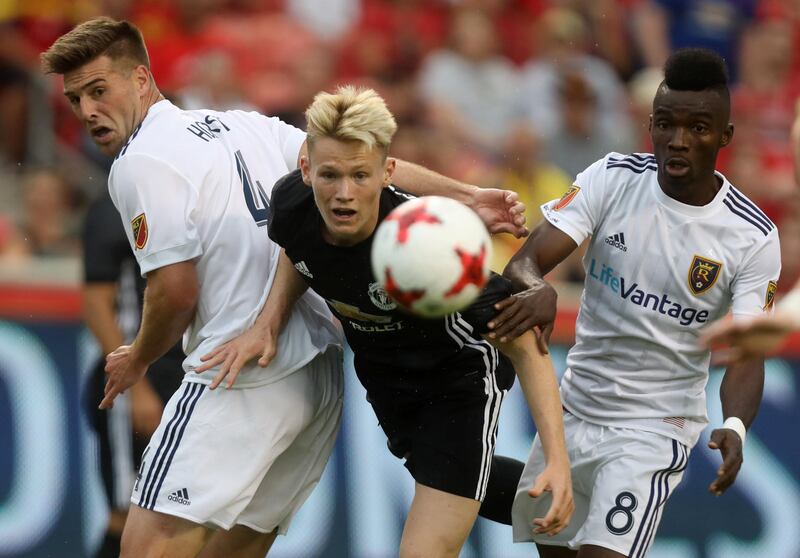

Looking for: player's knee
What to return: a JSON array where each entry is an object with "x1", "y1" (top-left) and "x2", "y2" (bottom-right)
[
  {"x1": 119, "y1": 529, "x2": 170, "y2": 558},
  {"x1": 120, "y1": 537, "x2": 189, "y2": 558},
  {"x1": 399, "y1": 535, "x2": 462, "y2": 558},
  {"x1": 119, "y1": 533, "x2": 151, "y2": 558},
  {"x1": 400, "y1": 544, "x2": 453, "y2": 558},
  {"x1": 119, "y1": 508, "x2": 198, "y2": 558}
]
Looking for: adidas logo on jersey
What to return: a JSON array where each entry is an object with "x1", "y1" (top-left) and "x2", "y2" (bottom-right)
[
  {"x1": 295, "y1": 261, "x2": 313, "y2": 278},
  {"x1": 167, "y1": 488, "x2": 191, "y2": 506},
  {"x1": 605, "y1": 232, "x2": 627, "y2": 252}
]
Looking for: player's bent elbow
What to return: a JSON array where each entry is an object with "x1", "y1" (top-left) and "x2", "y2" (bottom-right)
[
  {"x1": 171, "y1": 288, "x2": 199, "y2": 314},
  {"x1": 158, "y1": 278, "x2": 198, "y2": 313}
]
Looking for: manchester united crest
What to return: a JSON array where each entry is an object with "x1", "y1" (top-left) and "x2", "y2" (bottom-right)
[
  {"x1": 688, "y1": 255, "x2": 722, "y2": 295},
  {"x1": 763, "y1": 280, "x2": 778, "y2": 311},
  {"x1": 552, "y1": 185, "x2": 581, "y2": 211},
  {"x1": 368, "y1": 281, "x2": 397, "y2": 311},
  {"x1": 131, "y1": 213, "x2": 148, "y2": 250}
]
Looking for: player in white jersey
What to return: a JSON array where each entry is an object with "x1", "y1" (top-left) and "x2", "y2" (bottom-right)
[
  {"x1": 489, "y1": 49, "x2": 781, "y2": 557},
  {"x1": 42, "y1": 17, "x2": 528, "y2": 558}
]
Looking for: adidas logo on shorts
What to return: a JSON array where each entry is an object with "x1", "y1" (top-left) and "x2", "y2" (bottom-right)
[
  {"x1": 605, "y1": 232, "x2": 627, "y2": 252},
  {"x1": 295, "y1": 261, "x2": 313, "y2": 278},
  {"x1": 167, "y1": 488, "x2": 191, "y2": 506}
]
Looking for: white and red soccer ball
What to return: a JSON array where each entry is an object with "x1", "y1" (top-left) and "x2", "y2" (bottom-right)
[{"x1": 370, "y1": 196, "x2": 492, "y2": 318}]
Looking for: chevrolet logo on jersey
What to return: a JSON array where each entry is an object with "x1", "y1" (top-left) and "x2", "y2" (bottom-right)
[
  {"x1": 764, "y1": 281, "x2": 778, "y2": 311},
  {"x1": 552, "y1": 185, "x2": 580, "y2": 211},
  {"x1": 688, "y1": 255, "x2": 722, "y2": 295},
  {"x1": 131, "y1": 213, "x2": 148, "y2": 250},
  {"x1": 589, "y1": 259, "x2": 710, "y2": 326},
  {"x1": 328, "y1": 299, "x2": 392, "y2": 324}
]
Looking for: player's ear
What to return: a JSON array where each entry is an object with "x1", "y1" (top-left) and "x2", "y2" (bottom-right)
[
  {"x1": 299, "y1": 155, "x2": 312, "y2": 185},
  {"x1": 133, "y1": 65, "x2": 150, "y2": 94},
  {"x1": 648, "y1": 114, "x2": 653, "y2": 133},
  {"x1": 720, "y1": 123, "x2": 734, "y2": 147},
  {"x1": 383, "y1": 157, "x2": 396, "y2": 188}
]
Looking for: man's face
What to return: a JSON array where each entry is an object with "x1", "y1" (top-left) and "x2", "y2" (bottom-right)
[
  {"x1": 301, "y1": 137, "x2": 395, "y2": 247},
  {"x1": 649, "y1": 86, "x2": 733, "y2": 189},
  {"x1": 63, "y1": 55, "x2": 147, "y2": 156}
]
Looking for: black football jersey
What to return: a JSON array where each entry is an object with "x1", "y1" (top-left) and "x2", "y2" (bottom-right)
[{"x1": 269, "y1": 170, "x2": 512, "y2": 378}]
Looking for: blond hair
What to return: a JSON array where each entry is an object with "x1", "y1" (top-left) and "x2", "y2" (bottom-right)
[
  {"x1": 41, "y1": 16, "x2": 149, "y2": 75},
  {"x1": 305, "y1": 86, "x2": 398, "y2": 153}
]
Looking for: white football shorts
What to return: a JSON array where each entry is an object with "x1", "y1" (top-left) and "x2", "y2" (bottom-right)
[
  {"x1": 512, "y1": 410, "x2": 690, "y2": 557},
  {"x1": 131, "y1": 346, "x2": 343, "y2": 534}
]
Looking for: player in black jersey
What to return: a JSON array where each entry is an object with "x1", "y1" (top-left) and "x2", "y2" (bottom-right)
[
  {"x1": 198, "y1": 86, "x2": 573, "y2": 557},
  {"x1": 82, "y1": 193, "x2": 183, "y2": 557}
]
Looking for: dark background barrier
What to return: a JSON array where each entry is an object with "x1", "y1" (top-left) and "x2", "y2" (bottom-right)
[{"x1": 1, "y1": 285, "x2": 799, "y2": 558}]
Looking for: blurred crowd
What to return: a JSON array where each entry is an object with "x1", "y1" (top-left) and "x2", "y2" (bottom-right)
[{"x1": 1, "y1": 0, "x2": 799, "y2": 287}]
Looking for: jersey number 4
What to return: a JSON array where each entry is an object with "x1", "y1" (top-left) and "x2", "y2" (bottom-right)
[{"x1": 235, "y1": 150, "x2": 271, "y2": 227}]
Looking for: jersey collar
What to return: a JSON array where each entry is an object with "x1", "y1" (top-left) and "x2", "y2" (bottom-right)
[
  {"x1": 142, "y1": 98, "x2": 175, "y2": 124},
  {"x1": 652, "y1": 171, "x2": 730, "y2": 218}
]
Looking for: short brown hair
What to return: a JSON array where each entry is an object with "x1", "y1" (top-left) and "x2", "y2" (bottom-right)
[{"x1": 41, "y1": 17, "x2": 150, "y2": 75}]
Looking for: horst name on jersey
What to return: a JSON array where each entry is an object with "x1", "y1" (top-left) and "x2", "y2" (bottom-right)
[{"x1": 588, "y1": 258, "x2": 709, "y2": 326}]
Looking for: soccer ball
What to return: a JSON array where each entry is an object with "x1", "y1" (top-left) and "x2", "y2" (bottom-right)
[{"x1": 370, "y1": 196, "x2": 492, "y2": 318}]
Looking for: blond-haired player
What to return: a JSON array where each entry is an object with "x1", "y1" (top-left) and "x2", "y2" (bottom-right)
[{"x1": 200, "y1": 86, "x2": 573, "y2": 558}]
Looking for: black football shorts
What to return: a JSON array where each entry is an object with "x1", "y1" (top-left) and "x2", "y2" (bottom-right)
[{"x1": 361, "y1": 356, "x2": 515, "y2": 501}]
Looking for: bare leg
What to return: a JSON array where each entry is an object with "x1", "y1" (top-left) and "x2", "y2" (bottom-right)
[
  {"x1": 399, "y1": 483, "x2": 481, "y2": 558},
  {"x1": 120, "y1": 505, "x2": 213, "y2": 558},
  {"x1": 199, "y1": 525, "x2": 278, "y2": 558}
]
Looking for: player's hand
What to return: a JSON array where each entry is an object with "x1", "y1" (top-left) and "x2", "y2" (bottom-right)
[
  {"x1": 528, "y1": 461, "x2": 574, "y2": 536},
  {"x1": 699, "y1": 314, "x2": 795, "y2": 366},
  {"x1": 466, "y1": 187, "x2": 528, "y2": 238},
  {"x1": 100, "y1": 345, "x2": 149, "y2": 409},
  {"x1": 130, "y1": 379, "x2": 163, "y2": 437},
  {"x1": 487, "y1": 279, "x2": 557, "y2": 350},
  {"x1": 195, "y1": 326, "x2": 279, "y2": 390},
  {"x1": 707, "y1": 428, "x2": 744, "y2": 496}
]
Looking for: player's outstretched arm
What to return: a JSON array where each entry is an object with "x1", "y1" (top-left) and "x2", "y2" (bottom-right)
[
  {"x1": 101, "y1": 261, "x2": 199, "y2": 409},
  {"x1": 390, "y1": 159, "x2": 528, "y2": 238},
  {"x1": 700, "y1": 286, "x2": 800, "y2": 365},
  {"x1": 196, "y1": 250, "x2": 309, "y2": 389},
  {"x1": 489, "y1": 221, "x2": 578, "y2": 349},
  {"x1": 701, "y1": 314, "x2": 797, "y2": 365},
  {"x1": 708, "y1": 357, "x2": 764, "y2": 496},
  {"x1": 489, "y1": 331, "x2": 574, "y2": 535}
]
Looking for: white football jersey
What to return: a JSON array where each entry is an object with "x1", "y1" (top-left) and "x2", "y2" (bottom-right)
[
  {"x1": 542, "y1": 152, "x2": 781, "y2": 446},
  {"x1": 109, "y1": 100, "x2": 343, "y2": 388}
]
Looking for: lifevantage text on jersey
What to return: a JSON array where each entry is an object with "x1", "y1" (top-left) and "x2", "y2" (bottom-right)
[{"x1": 589, "y1": 258, "x2": 710, "y2": 326}]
